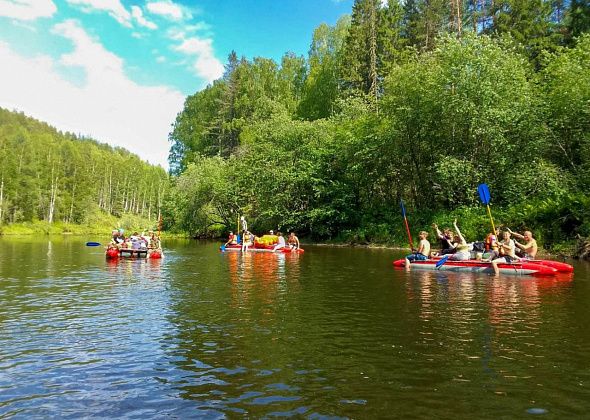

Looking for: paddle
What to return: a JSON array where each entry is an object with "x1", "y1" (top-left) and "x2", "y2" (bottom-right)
[
  {"x1": 220, "y1": 245, "x2": 226, "y2": 252},
  {"x1": 86, "y1": 242, "x2": 101, "y2": 246},
  {"x1": 477, "y1": 183, "x2": 496, "y2": 235},
  {"x1": 400, "y1": 200, "x2": 414, "y2": 251},
  {"x1": 436, "y1": 254, "x2": 450, "y2": 269},
  {"x1": 477, "y1": 184, "x2": 518, "y2": 274}
]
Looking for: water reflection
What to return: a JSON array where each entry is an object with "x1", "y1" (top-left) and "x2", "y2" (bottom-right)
[
  {"x1": 162, "y1": 246, "x2": 310, "y2": 417},
  {"x1": 400, "y1": 267, "x2": 579, "y2": 413},
  {"x1": 227, "y1": 252, "x2": 302, "y2": 313}
]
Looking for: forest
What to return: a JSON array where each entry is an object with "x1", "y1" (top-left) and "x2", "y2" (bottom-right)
[
  {"x1": 165, "y1": 0, "x2": 590, "y2": 254},
  {"x1": 0, "y1": 108, "x2": 168, "y2": 234},
  {"x1": 1, "y1": 0, "x2": 588, "y2": 254}
]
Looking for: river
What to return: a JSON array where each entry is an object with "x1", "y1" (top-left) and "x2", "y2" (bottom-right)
[{"x1": 1, "y1": 237, "x2": 589, "y2": 418}]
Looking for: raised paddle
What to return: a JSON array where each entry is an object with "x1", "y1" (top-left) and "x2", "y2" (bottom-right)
[
  {"x1": 86, "y1": 242, "x2": 101, "y2": 246},
  {"x1": 400, "y1": 199, "x2": 414, "y2": 251},
  {"x1": 477, "y1": 183, "x2": 496, "y2": 235}
]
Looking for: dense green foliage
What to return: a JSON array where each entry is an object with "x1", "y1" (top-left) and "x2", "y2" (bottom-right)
[
  {"x1": 0, "y1": 108, "x2": 168, "y2": 231},
  {"x1": 166, "y1": 0, "x2": 589, "y2": 251}
]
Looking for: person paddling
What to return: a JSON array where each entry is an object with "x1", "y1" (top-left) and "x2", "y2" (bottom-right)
[
  {"x1": 507, "y1": 228, "x2": 538, "y2": 259},
  {"x1": 224, "y1": 231, "x2": 238, "y2": 247}
]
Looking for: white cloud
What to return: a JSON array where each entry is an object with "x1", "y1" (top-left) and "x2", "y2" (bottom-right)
[
  {"x1": 146, "y1": 0, "x2": 184, "y2": 21},
  {"x1": 173, "y1": 36, "x2": 223, "y2": 83},
  {"x1": 156, "y1": 56, "x2": 166, "y2": 63},
  {"x1": 66, "y1": 0, "x2": 132, "y2": 27},
  {"x1": 131, "y1": 5, "x2": 157, "y2": 30},
  {"x1": 0, "y1": 21, "x2": 185, "y2": 168},
  {"x1": 0, "y1": 0, "x2": 57, "y2": 20}
]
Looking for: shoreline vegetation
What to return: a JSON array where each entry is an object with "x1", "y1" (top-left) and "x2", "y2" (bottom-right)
[
  {"x1": 163, "y1": 4, "x2": 590, "y2": 261},
  {"x1": 0, "y1": 220, "x2": 587, "y2": 259}
]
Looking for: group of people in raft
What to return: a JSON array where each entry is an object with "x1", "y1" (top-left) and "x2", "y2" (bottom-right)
[
  {"x1": 224, "y1": 229, "x2": 300, "y2": 252},
  {"x1": 405, "y1": 219, "x2": 538, "y2": 275},
  {"x1": 108, "y1": 229, "x2": 161, "y2": 251}
]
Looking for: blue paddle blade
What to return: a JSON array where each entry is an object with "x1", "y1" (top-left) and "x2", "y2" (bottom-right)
[
  {"x1": 86, "y1": 242, "x2": 101, "y2": 247},
  {"x1": 478, "y1": 183, "x2": 491, "y2": 205},
  {"x1": 436, "y1": 255, "x2": 450, "y2": 268},
  {"x1": 400, "y1": 200, "x2": 407, "y2": 218},
  {"x1": 220, "y1": 245, "x2": 226, "y2": 252}
]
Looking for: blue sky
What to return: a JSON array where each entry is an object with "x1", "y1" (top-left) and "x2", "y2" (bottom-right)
[{"x1": 0, "y1": 0, "x2": 354, "y2": 167}]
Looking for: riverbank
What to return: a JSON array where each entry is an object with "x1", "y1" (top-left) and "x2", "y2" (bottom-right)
[{"x1": 0, "y1": 214, "x2": 167, "y2": 237}]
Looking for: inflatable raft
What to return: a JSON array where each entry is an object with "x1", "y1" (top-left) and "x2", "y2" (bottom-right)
[
  {"x1": 392, "y1": 258, "x2": 564, "y2": 276},
  {"x1": 429, "y1": 255, "x2": 573, "y2": 273},
  {"x1": 106, "y1": 247, "x2": 163, "y2": 259},
  {"x1": 222, "y1": 244, "x2": 304, "y2": 253}
]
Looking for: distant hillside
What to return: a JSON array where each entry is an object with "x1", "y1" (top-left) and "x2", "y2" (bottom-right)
[{"x1": 0, "y1": 107, "x2": 168, "y2": 227}]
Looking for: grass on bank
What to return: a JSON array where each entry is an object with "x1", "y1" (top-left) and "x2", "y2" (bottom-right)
[{"x1": 0, "y1": 210, "x2": 173, "y2": 237}]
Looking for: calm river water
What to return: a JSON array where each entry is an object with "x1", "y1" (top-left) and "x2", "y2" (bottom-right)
[{"x1": 1, "y1": 237, "x2": 589, "y2": 418}]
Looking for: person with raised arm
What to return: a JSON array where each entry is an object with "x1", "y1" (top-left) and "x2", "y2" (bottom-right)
[
  {"x1": 448, "y1": 219, "x2": 470, "y2": 261},
  {"x1": 507, "y1": 228, "x2": 538, "y2": 259},
  {"x1": 432, "y1": 223, "x2": 456, "y2": 255}
]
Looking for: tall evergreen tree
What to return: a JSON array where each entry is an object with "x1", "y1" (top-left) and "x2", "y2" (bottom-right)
[
  {"x1": 403, "y1": 0, "x2": 450, "y2": 50},
  {"x1": 298, "y1": 17, "x2": 350, "y2": 120},
  {"x1": 339, "y1": 0, "x2": 381, "y2": 98},
  {"x1": 489, "y1": 0, "x2": 562, "y2": 61},
  {"x1": 379, "y1": 0, "x2": 408, "y2": 72},
  {"x1": 565, "y1": 0, "x2": 590, "y2": 45}
]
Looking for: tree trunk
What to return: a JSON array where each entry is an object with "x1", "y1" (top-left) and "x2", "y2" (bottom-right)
[
  {"x1": 48, "y1": 165, "x2": 58, "y2": 224},
  {"x1": 68, "y1": 170, "x2": 77, "y2": 223},
  {"x1": 369, "y1": 2, "x2": 378, "y2": 102}
]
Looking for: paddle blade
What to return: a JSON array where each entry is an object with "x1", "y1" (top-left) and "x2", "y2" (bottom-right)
[
  {"x1": 86, "y1": 242, "x2": 101, "y2": 247},
  {"x1": 400, "y1": 200, "x2": 407, "y2": 218},
  {"x1": 435, "y1": 255, "x2": 450, "y2": 268},
  {"x1": 220, "y1": 245, "x2": 226, "y2": 252},
  {"x1": 477, "y1": 183, "x2": 491, "y2": 205}
]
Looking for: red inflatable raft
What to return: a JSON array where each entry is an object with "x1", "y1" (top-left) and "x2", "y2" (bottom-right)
[
  {"x1": 105, "y1": 247, "x2": 163, "y2": 259},
  {"x1": 222, "y1": 244, "x2": 304, "y2": 253},
  {"x1": 393, "y1": 258, "x2": 560, "y2": 276},
  {"x1": 429, "y1": 255, "x2": 573, "y2": 273}
]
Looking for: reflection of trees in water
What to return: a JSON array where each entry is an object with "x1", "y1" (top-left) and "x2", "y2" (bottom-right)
[
  {"x1": 105, "y1": 257, "x2": 162, "y2": 281},
  {"x1": 161, "y1": 249, "x2": 305, "y2": 414},
  {"x1": 228, "y1": 252, "x2": 302, "y2": 316},
  {"x1": 403, "y1": 270, "x2": 574, "y2": 395}
]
